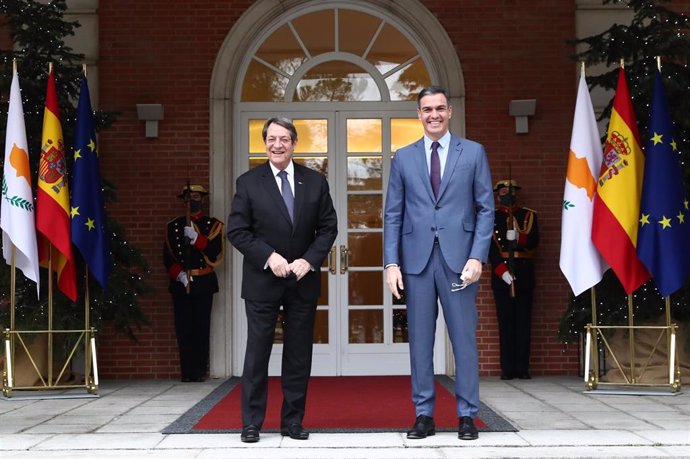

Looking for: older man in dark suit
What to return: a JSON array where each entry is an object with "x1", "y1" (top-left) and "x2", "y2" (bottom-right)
[
  {"x1": 227, "y1": 117, "x2": 337, "y2": 443},
  {"x1": 384, "y1": 86, "x2": 494, "y2": 441}
]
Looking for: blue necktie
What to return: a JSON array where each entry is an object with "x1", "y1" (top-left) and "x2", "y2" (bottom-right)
[
  {"x1": 430, "y1": 141, "x2": 441, "y2": 199},
  {"x1": 278, "y1": 170, "x2": 294, "y2": 222}
]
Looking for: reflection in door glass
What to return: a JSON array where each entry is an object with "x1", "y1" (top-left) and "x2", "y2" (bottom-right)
[
  {"x1": 349, "y1": 310, "x2": 383, "y2": 343},
  {"x1": 347, "y1": 232, "x2": 382, "y2": 267},
  {"x1": 391, "y1": 118, "x2": 424, "y2": 152},
  {"x1": 348, "y1": 194, "x2": 382, "y2": 229},
  {"x1": 348, "y1": 271, "x2": 383, "y2": 305},
  {"x1": 347, "y1": 119, "x2": 382, "y2": 153},
  {"x1": 347, "y1": 157, "x2": 382, "y2": 191},
  {"x1": 393, "y1": 309, "x2": 409, "y2": 343}
]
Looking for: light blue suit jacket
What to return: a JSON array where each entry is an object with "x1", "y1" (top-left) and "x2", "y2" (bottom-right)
[{"x1": 384, "y1": 135, "x2": 494, "y2": 274}]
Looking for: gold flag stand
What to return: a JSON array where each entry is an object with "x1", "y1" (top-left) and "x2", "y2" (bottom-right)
[
  {"x1": 2, "y1": 248, "x2": 99, "y2": 399},
  {"x1": 584, "y1": 289, "x2": 681, "y2": 394}
]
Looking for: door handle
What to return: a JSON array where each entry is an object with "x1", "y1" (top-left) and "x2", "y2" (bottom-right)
[
  {"x1": 328, "y1": 246, "x2": 336, "y2": 275},
  {"x1": 340, "y1": 245, "x2": 348, "y2": 274}
]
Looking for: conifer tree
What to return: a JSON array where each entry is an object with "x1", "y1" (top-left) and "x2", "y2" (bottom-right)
[
  {"x1": 0, "y1": 0, "x2": 152, "y2": 340},
  {"x1": 559, "y1": 0, "x2": 690, "y2": 343}
]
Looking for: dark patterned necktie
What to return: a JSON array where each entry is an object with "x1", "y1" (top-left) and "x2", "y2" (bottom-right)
[
  {"x1": 430, "y1": 141, "x2": 441, "y2": 199},
  {"x1": 278, "y1": 170, "x2": 294, "y2": 222}
]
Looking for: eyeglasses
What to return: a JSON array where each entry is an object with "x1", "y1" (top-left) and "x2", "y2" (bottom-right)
[{"x1": 265, "y1": 136, "x2": 293, "y2": 146}]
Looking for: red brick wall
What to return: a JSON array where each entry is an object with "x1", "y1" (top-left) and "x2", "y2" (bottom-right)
[{"x1": 96, "y1": 0, "x2": 585, "y2": 379}]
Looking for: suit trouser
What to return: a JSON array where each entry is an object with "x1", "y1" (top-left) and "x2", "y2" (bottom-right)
[
  {"x1": 241, "y1": 288, "x2": 316, "y2": 428},
  {"x1": 493, "y1": 286, "x2": 533, "y2": 377},
  {"x1": 172, "y1": 291, "x2": 213, "y2": 380},
  {"x1": 404, "y1": 243, "x2": 480, "y2": 418}
]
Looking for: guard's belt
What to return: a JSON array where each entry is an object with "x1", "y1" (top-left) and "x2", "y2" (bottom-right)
[
  {"x1": 500, "y1": 251, "x2": 533, "y2": 259},
  {"x1": 189, "y1": 267, "x2": 214, "y2": 276}
]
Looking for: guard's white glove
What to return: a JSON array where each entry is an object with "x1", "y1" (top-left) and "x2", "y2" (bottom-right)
[
  {"x1": 177, "y1": 271, "x2": 191, "y2": 287},
  {"x1": 501, "y1": 271, "x2": 514, "y2": 285},
  {"x1": 184, "y1": 225, "x2": 198, "y2": 244},
  {"x1": 506, "y1": 229, "x2": 517, "y2": 241}
]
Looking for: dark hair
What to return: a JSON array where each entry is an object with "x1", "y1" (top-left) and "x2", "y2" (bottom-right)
[
  {"x1": 262, "y1": 117, "x2": 298, "y2": 143},
  {"x1": 417, "y1": 86, "x2": 450, "y2": 108}
]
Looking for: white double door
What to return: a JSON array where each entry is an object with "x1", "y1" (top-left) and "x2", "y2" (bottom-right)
[{"x1": 236, "y1": 108, "x2": 446, "y2": 376}]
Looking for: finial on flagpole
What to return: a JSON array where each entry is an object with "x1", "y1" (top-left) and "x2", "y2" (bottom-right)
[
  {"x1": 656, "y1": 56, "x2": 661, "y2": 72},
  {"x1": 48, "y1": 62, "x2": 53, "y2": 73},
  {"x1": 580, "y1": 61, "x2": 586, "y2": 76},
  {"x1": 82, "y1": 63, "x2": 87, "y2": 76},
  {"x1": 12, "y1": 57, "x2": 16, "y2": 73},
  {"x1": 619, "y1": 58, "x2": 624, "y2": 69}
]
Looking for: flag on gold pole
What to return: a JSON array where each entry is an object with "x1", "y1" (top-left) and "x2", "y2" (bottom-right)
[
  {"x1": 1, "y1": 63, "x2": 40, "y2": 296},
  {"x1": 36, "y1": 66, "x2": 77, "y2": 301}
]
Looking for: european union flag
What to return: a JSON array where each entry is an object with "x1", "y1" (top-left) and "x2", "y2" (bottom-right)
[
  {"x1": 70, "y1": 75, "x2": 112, "y2": 289},
  {"x1": 637, "y1": 70, "x2": 690, "y2": 297}
]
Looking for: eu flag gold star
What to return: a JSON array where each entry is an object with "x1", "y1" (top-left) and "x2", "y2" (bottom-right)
[
  {"x1": 671, "y1": 139, "x2": 678, "y2": 151},
  {"x1": 640, "y1": 214, "x2": 650, "y2": 226},
  {"x1": 74, "y1": 149, "x2": 82, "y2": 161},
  {"x1": 659, "y1": 216, "x2": 672, "y2": 229},
  {"x1": 678, "y1": 211, "x2": 686, "y2": 224},
  {"x1": 71, "y1": 206, "x2": 80, "y2": 218},
  {"x1": 88, "y1": 139, "x2": 96, "y2": 153},
  {"x1": 685, "y1": 199, "x2": 689, "y2": 210},
  {"x1": 651, "y1": 132, "x2": 663, "y2": 145},
  {"x1": 85, "y1": 217, "x2": 95, "y2": 230}
]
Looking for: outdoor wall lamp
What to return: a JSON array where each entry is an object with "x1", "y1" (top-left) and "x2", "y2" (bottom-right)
[
  {"x1": 136, "y1": 103, "x2": 164, "y2": 138},
  {"x1": 509, "y1": 99, "x2": 536, "y2": 134}
]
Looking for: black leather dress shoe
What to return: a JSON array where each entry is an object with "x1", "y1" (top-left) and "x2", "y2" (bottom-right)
[
  {"x1": 458, "y1": 416, "x2": 478, "y2": 440},
  {"x1": 281, "y1": 423, "x2": 309, "y2": 440},
  {"x1": 241, "y1": 425, "x2": 260, "y2": 443},
  {"x1": 500, "y1": 374, "x2": 513, "y2": 380},
  {"x1": 517, "y1": 373, "x2": 532, "y2": 380},
  {"x1": 406, "y1": 415, "x2": 435, "y2": 439}
]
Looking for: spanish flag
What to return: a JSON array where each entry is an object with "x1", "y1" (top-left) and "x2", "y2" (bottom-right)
[
  {"x1": 591, "y1": 67, "x2": 650, "y2": 294},
  {"x1": 36, "y1": 67, "x2": 77, "y2": 301}
]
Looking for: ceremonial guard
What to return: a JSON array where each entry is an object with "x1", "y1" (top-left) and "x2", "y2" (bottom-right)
[
  {"x1": 163, "y1": 184, "x2": 225, "y2": 382},
  {"x1": 489, "y1": 180, "x2": 539, "y2": 380}
]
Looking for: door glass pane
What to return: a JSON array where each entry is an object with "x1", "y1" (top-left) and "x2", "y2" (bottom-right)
[
  {"x1": 295, "y1": 61, "x2": 380, "y2": 101},
  {"x1": 242, "y1": 60, "x2": 289, "y2": 102},
  {"x1": 314, "y1": 309, "x2": 329, "y2": 344},
  {"x1": 365, "y1": 24, "x2": 417, "y2": 72},
  {"x1": 387, "y1": 59, "x2": 431, "y2": 101},
  {"x1": 293, "y1": 157, "x2": 328, "y2": 177},
  {"x1": 348, "y1": 194, "x2": 382, "y2": 229},
  {"x1": 317, "y1": 271, "x2": 328, "y2": 305},
  {"x1": 347, "y1": 157, "x2": 382, "y2": 191},
  {"x1": 391, "y1": 118, "x2": 424, "y2": 152},
  {"x1": 393, "y1": 309, "x2": 409, "y2": 343},
  {"x1": 347, "y1": 119, "x2": 381, "y2": 153},
  {"x1": 349, "y1": 310, "x2": 383, "y2": 343},
  {"x1": 294, "y1": 119, "x2": 328, "y2": 153},
  {"x1": 348, "y1": 271, "x2": 382, "y2": 305},
  {"x1": 348, "y1": 232, "x2": 382, "y2": 267},
  {"x1": 292, "y1": 10, "x2": 334, "y2": 56},
  {"x1": 255, "y1": 24, "x2": 307, "y2": 73}
]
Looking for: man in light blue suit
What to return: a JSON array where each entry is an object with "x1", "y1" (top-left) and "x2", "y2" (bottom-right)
[{"x1": 384, "y1": 86, "x2": 494, "y2": 441}]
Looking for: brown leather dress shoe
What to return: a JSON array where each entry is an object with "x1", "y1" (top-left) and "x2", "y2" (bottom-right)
[
  {"x1": 281, "y1": 423, "x2": 309, "y2": 440},
  {"x1": 406, "y1": 415, "x2": 435, "y2": 439},
  {"x1": 240, "y1": 424, "x2": 260, "y2": 443},
  {"x1": 458, "y1": 416, "x2": 478, "y2": 440}
]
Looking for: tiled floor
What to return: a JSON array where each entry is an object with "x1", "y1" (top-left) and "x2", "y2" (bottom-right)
[{"x1": 1, "y1": 376, "x2": 689, "y2": 458}]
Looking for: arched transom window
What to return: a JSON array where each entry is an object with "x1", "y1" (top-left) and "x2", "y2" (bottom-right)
[{"x1": 241, "y1": 7, "x2": 432, "y2": 102}]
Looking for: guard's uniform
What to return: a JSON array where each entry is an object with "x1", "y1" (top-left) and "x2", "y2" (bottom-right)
[
  {"x1": 163, "y1": 213, "x2": 224, "y2": 381},
  {"x1": 489, "y1": 205, "x2": 539, "y2": 379}
]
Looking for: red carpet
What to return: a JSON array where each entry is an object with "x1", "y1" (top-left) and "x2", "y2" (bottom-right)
[{"x1": 194, "y1": 376, "x2": 487, "y2": 431}]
